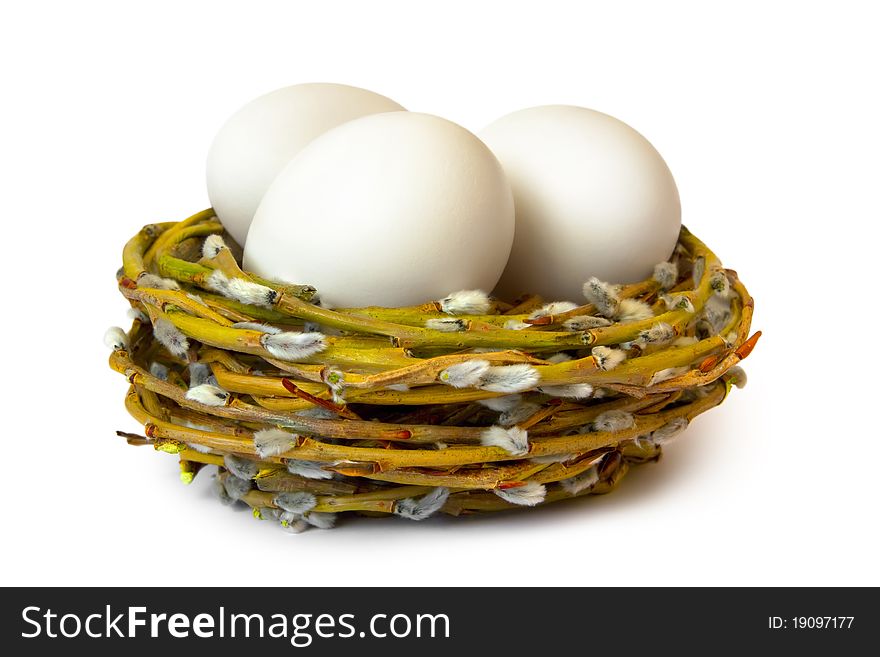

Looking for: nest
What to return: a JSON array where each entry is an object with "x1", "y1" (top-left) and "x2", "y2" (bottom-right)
[{"x1": 106, "y1": 209, "x2": 759, "y2": 532}]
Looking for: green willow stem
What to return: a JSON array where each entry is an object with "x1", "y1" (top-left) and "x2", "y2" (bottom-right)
[
  {"x1": 142, "y1": 209, "x2": 216, "y2": 269},
  {"x1": 122, "y1": 222, "x2": 175, "y2": 280},
  {"x1": 121, "y1": 377, "x2": 727, "y2": 469},
  {"x1": 277, "y1": 294, "x2": 590, "y2": 350}
]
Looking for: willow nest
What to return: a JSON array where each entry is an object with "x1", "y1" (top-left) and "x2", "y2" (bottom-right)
[{"x1": 106, "y1": 209, "x2": 760, "y2": 533}]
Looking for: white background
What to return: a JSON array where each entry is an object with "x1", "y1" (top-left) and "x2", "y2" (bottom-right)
[{"x1": 2, "y1": 0, "x2": 877, "y2": 587}]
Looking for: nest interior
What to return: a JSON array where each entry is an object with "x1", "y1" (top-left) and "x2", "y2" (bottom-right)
[{"x1": 106, "y1": 209, "x2": 759, "y2": 533}]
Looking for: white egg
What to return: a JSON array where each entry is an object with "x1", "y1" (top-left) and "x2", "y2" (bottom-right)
[
  {"x1": 244, "y1": 112, "x2": 515, "y2": 308},
  {"x1": 480, "y1": 105, "x2": 681, "y2": 302},
  {"x1": 206, "y1": 83, "x2": 405, "y2": 246}
]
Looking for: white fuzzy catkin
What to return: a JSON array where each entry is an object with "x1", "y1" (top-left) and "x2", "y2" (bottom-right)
[
  {"x1": 225, "y1": 278, "x2": 277, "y2": 308},
  {"x1": 385, "y1": 383, "x2": 410, "y2": 392},
  {"x1": 260, "y1": 331, "x2": 326, "y2": 360},
  {"x1": 286, "y1": 459, "x2": 334, "y2": 480},
  {"x1": 563, "y1": 315, "x2": 613, "y2": 331},
  {"x1": 481, "y1": 425, "x2": 529, "y2": 456},
  {"x1": 538, "y1": 383, "x2": 594, "y2": 399},
  {"x1": 126, "y1": 307, "x2": 148, "y2": 323},
  {"x1": 639, "y1": 322, "x2": 676, "y2": 344},
  {"x1": 149, "y1": 361, "x2": 169, "y2": 380},
  {"x1": 214, "y1": 476, "x2": 235, "y2": 506},
  {"x1": 253, "y1": 428, "x2": 297, "y2": 458},
  {"x1": 710, "y1": 271, "x2": 730, "y2": 297},
  {"x1": 477, "y1": 394, "x2": 523, "y2": 413},
  {"x1": 592, "y1": 346, "x2": 626, "y2": 371},
  {"x1": 673, "y1": 335, "x2": 699, "y2": 347},
  {"x1": 322, "y1": 367, "x2": 346, "y2": 403},
  {"x1": 286, "y1": 511, "x2": 336, "y2": 533},
  {"x1": 223, "y1": 475, "x2": 251, "y2": 501},
  {"x1": 185, "y1": 384, "x2": 229, "y2": 407},
  {"x1": 202, "y1": 234, "x2": 227, "y2": 259},
  {"x1": 103, "y1": 326, "x2": 128, "y2": 351},
  {"x1": 663, "y1": 294, "x2": 696, "y2": 314},
  {"x1": 188, "y1": 362, "x2": 213, "y2": 387},
  {"x1": 204, "y1": 269, "x2": 232, "y2": 296},
  {"x1": 493, "y1": 482, "x2": 546, "y2": 507},
  {"x1": 304, "y1": 512, "x2": 337, "y2": 530},
  {"x1": 499, "y1": 401, "x2": 541, "y2": 427},
  {"x1": 276, "y1": 514, "x2": 305, "y2": 531},
  {"x1": 180, "y1": 418, "x2": 216, "y2": 434},
  {"x1": 616, "y1": 298, "x2": 654, "y2": 323},
  {"x1": 478, "y1": 364, "x2": 540, "y2": 393},
  {"x1": 649, "y1": 367, "x2": 689, "y2": 386},
  {"x1": 728, "y1": 366, "x2": 748, "y2": 389},
  {"x1": 394, "y1": 487, "x2": 450, "y2": 520},
  {"x1": 439, "y1": 359, "x2": 491, "y2": 388},
  {"x1": 207, "y1": 270, "x2": 277, "y2": 308},
  {"x1": 582, "y1": 277, "x2": 620, "y2": 317},
  {"x1": 651, "y1": 417, "x2": 689, "y2": 444},
  {"x1": 653, "y1": 261, "x2": 678, "y2": 290},
  {"x1": 680, "y1": 386, "x2": 710, "y2": 402},
  {"x1": 137, "y1": 273, "x2": 180, "y2": 290},
  {"x1": 560, "y1": 467, "x2": 600, "y2": 495},
  {"x1": 702, "y1": 295, "x2": 731, "y2": 334},
  {"x1": 529, "y1": 301, "x2": 579, "y2": 319},
  {"x1": 593, "y1": 410, "x2": 635, "y2": 432},
  {"x1": 439, "y1": 290, "x2": 490, "y2": 315},
  {"x1": 274, "y1": 492, "x2": 317, "y2": 515},
  {"x1": 154, "y1": 318, "x2": 190, "y2": 357},
  {"x1": 259, "y1": 507, "x2": 282, "y2": 522},
  {"x1": 186, "y1": 441, "x2": 214, "y2": 454},
  {"x1": 723, "y1": 330, "x2": 738, "y2": 348},
  {"x1": 692, "y1": 257, "x2": 705, "y2": 285},
  {"x1": 545, "y1": 353, "x2": 573, "y2": 364},
  {"x1": 232, "y1": 321, "x2": 282, "y2": 334},
  {"x1": 279, "y1": 516, "x2": 310, "y2": 534},
  {"x1": 503, "y1": 319, "x2": 531, "y2": 330},
  {"x1": 276, "y1": 513, "x2": 306, "y2": 532},
  {"x1": 224, "y1": 454, "x2": 260, "y2": 481},
  {"x1": 426, "y1": 318, "x2": 467, "y2": 332}
]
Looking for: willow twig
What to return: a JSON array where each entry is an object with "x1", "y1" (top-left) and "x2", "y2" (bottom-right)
[{"x1": 108, "y1": 214, "x2": 759, "y2": 530}]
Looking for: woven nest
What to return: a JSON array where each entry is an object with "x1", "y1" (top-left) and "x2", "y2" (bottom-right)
[{"x1": 106, "y1": 209, "x2": 760, "y2": 532}]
